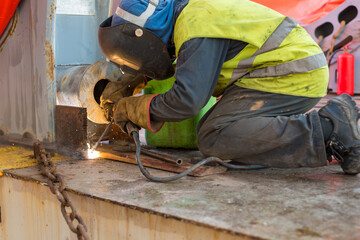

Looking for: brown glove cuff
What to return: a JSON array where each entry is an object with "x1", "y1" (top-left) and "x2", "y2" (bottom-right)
[
  {"x1": 115, "y1": 94, "x2": 164, "y2": 133},
  {"x1": 144, "y1": 94, "x2": 165, "y2": 133}
]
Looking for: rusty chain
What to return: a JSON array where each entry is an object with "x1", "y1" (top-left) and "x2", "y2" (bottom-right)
[{"x1": 33, "y1": 142, "x2": 90, "y2": 240}]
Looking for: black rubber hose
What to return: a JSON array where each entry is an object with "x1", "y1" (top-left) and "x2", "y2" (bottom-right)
[{"x1": 131, "y1": 131, "x2": 265, "y2": 182}]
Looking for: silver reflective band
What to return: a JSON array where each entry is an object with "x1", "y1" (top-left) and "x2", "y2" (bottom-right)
[
  {"x1": 248, "y1": 53, "x2": 327, "y2": 78},
  {"x1": 230, "y1": 17, "x2": 298, "y2": 85},
  {"x1": 115, "y1": 0, "x2": 159, "y2": 27}
]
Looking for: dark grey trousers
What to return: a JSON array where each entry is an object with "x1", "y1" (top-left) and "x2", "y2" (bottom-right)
[{"x1": 197, "y1": 85, "x2": 328, "y2": 168}]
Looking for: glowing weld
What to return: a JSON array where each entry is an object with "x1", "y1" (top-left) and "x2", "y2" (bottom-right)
[{"x1": 87, "y1": 143, "x2": 100, "y2": 159}]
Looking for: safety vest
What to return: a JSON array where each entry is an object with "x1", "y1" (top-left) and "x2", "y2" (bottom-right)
[{"x1": 174, "y1": 0, "x2": 329, "y2": 97}]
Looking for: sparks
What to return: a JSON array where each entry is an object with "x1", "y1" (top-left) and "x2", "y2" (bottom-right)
[{"x1": 87, "y1": 143, "x2": 100, "y2": 159}]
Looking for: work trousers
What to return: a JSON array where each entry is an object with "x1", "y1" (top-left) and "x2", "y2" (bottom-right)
[{"x1": 197, "y1": 85, "x2": 328, "y2": 168}]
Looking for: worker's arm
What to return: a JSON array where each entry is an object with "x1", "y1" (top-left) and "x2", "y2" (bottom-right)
[
  {"x1": 149, "y1": 37, "x2": 230, "y2": 122},
  {"x1": 112, "y1": 38, "x2": 247, "y2": 133}
]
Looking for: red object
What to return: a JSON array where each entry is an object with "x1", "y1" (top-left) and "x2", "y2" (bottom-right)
[
  {"x1": 0, "y1": 0, "x2": 21, "y2": 37},
  {"x1": 251, "y1": 0, "x2": 345, "y2": 24},
  {"x1": 337, "y1": 51, "x2": 355, "y2": 95}
]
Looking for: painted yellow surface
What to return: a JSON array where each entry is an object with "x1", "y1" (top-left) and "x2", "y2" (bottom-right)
[{"x1": 0, "y1": 144, "x2": 69, "y2": 175}]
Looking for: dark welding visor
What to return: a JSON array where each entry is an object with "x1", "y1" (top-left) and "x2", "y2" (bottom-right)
[{"x1": 98, "y1": 16, "x2": 175, "y2": 80}]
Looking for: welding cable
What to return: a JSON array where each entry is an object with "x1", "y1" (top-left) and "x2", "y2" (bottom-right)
[{"x1": 131, "y1": 131, "x2": 265, "y2": 183}]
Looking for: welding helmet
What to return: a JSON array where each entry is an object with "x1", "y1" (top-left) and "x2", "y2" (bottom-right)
[{"x1": 98, "y1": 0, "x2": 175, "y2": 80}]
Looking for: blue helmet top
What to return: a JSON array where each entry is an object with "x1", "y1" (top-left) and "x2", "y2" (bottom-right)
[{"x1": 112, "y1": 0, "x2": 175, "y2": 44}]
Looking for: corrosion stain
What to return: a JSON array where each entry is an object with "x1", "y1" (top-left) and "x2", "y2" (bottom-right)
[
  {"x1": 48, "y1": 3, "x2": 56, "y2": 21},
  {"x1": 22, "y1": 132, "x2": 34, "y2": 140},
  {"x1": 45, "y1": 40, "x2": 55, "y2": 82},
  {"x1": 296, "y1": 226, "x2": 321, "y2": 237},
  {"x1": 62, "y1": 75, "x2": 68, "y2": 83},
  {"x1": 250, "y1": 101, "x2": 264, "y2": 111}
]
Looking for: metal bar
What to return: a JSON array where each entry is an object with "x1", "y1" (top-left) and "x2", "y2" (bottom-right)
[
  {"x1": 55, "y1": 105, "x2": 87, "y2": 157},
  {"x1": 140, "y1": 148, "x2": 183, "y2": 165},
  {"x1": 98, "y1": 144, "x2": 227, "y2": 177},
  {"x1": 91, "y1": 119, "x2": 114, "y2": 151}
]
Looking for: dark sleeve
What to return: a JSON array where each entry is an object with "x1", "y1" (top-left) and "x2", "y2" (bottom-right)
[{"x1": 149, "y1": 38, "x2": 230, "y2": 122}]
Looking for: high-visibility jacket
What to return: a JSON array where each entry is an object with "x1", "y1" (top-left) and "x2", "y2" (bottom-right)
[{"x1": 174, "y1": 0, "x2": 329, "y2": 97}]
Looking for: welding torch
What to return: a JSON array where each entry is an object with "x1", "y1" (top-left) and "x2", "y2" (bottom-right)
[{"x1": 91, "y1": 119, "x2": 114, "y2": 152}]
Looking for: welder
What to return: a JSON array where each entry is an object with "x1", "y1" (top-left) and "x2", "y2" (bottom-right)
[{"x1": 98, "y1": 0, "x2": 360, "y2": 175}]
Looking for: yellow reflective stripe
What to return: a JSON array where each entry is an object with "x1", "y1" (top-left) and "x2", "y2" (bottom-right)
[
  {"x1": 248, "y1": 53, "x2": 327, "y2": 78},
  {"x1": 235, "y1": 66, "x2": 329, "y2": 98},
  {"x1": 230, "y1": 17, "x2": 297, "y2": 84}
]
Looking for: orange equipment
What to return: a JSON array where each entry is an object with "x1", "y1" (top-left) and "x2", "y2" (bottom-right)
[
  {"x1": 252, "y1": 0, "x2": 345, "y2": 24},
  {"x1": 0, "y1": 0, "x2": 21, "y2": 37}
]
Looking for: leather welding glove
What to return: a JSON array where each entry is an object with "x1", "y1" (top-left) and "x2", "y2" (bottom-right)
[
  {"x1": 100, "y1": 73, "x2": 147, "y2": 121},
  {"x1": 113, "y1": 94, "x2": 164, "y2": 134}
]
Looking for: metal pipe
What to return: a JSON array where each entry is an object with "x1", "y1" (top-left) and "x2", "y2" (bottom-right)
[
  {"x1": 56, "y1": 61, "x2": 123, "y2": 124},
  {"x1": 140, "y1": 148, "x2": 183, "y2": 165}
]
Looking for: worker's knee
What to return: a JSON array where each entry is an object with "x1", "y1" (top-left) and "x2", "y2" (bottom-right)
[{"x1": 197, "y1": 124, "x2": 219, "y2": 157}]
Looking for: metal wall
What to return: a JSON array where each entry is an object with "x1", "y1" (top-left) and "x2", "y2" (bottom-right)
[
  {"x1": 0, "y1": 0, "x2": 56, "y2": 142},
  {"x1": 0, "y1": 0, "x2": 112, "y2": 143},
  {"x1": 55, "y1": 0, "x2": 110, "y2": 65}
]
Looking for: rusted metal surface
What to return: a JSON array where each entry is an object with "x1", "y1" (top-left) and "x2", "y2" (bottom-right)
[
  {"x1": 33, "y1": 142, "x2": 90, "y2": 240},
  {"x1": 56, "y1": 61, "x2": 122, "y2": 124},
  {"x1": 140, "y1": 148, "x2": 184, "y2": 165},
  {"x1": 55, "y1": 105, "x2": 87, "y2": 155},
  {"x1": 98, "y1": 144, "x2": 227, "y2": 177},
  {"x1": 114, "y1": 145, "x2": 185, "y2": 165}
]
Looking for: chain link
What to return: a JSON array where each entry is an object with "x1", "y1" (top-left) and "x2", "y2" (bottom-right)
[{"x1": 33, "y1": 142, "x2": 90, "y2": 240}]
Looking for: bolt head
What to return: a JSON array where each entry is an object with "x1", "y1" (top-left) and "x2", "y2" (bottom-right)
[{"x1": 135, "y1": 29, "x2": 143, "y2": 37}]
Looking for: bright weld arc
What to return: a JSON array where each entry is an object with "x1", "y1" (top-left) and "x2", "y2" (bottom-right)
[{"x1": 87, "y1": 143, "x2": 100, "y2": 159}]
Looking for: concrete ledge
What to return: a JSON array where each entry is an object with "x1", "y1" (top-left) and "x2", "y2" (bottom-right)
[
  {"x1": 0, "y1": 174, "x2": 253, "y2": 240},
  {"x1": 1, "y1": 158, "x2": 360, "y2": 240}
]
